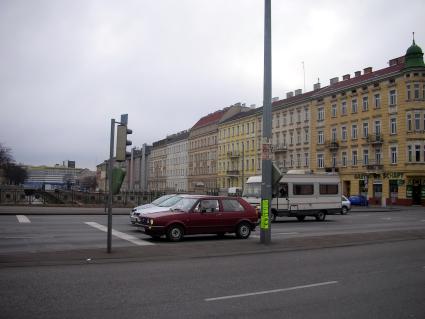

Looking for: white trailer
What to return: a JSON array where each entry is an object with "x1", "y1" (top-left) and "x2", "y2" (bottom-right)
[{"x1": 242, "y1": 170, "x2": 342, "y2": 222}]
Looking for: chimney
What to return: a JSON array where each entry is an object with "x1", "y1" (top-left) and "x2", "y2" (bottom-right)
[
  {"x1": 294, "y1": 89, "x2": 302, "y2": 96},
  {"x1": 342, "y1": 74, "x2": 351, "y2": 81},
  {"x1": 354, "y1": 71, "x2": 361, "y2": 77},
  {"x1": 313, "y1": 82, "x2": 321, "y2": 91},
  {"x1": 250, "y1": 104, "x2": 256, "y2": 109},
  {"x1": 363, "y1": 67, "x2": 372, "y2": 74},
  {"x1": 272, "y1": 96, "x2": 279, "y2": 102},
  {"x1": 286, "y1": 91, "x2": 294, "y2": 98},
  {"x1": 330, "y1": 77, "x2": 339, "y2": 85}
]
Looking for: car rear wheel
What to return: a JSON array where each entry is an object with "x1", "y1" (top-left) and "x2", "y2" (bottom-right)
[
  {"x1": 166, "y1": 225, "x2": 184, "y2": 242},
  {"x1": 236, "y1": 222, "x2": 251, "y2": 239},
  {"x1": 341, "y1": 206, "x2": 348, "y2": 215},
  {"x1": 315, "y1": 211, "x2": 326, "y2": 221}
]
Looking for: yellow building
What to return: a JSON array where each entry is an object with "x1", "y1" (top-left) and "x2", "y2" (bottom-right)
[
  {"x1": 217, "y1": 108, "x2": 260, "y2": 191},
  {"x1": 310, "y1": 40, "x2": 425, "y2": 206}
]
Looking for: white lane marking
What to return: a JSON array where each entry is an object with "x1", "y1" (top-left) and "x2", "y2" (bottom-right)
[
  {"x1": 85, "y1": 222, "x2": 154, "y2": 246},
  {"x1": 251, "y1": 232, "x2": 298, "y2": 238},
  {"x1": 16, "y1": 215, "x2": 31, "y2": 223},
  {"x1": 205, "y1": 281, "x2": 338, "y2": 302},
  {"x1": 381, "y1": 217, "x2": 392, "y2": 220}
]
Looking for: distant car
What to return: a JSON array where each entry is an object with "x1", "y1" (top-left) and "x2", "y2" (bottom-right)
[
  {"x1": 341, "y1": 195, "x2": 351, "y2": 214},
  {"x1": 136, "y1": 195, "x2": 258, "y2": 241},
  {"x1": 348, "y1": 195, "x2": 368, "y2": 206},
  {"x1": 130, "y1": 194, "x2": 178, "y2": 224}
]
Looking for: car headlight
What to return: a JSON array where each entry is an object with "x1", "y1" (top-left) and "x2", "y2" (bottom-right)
[{"x1": 149, "y1": 219, "x2": 154, "y2": 225}]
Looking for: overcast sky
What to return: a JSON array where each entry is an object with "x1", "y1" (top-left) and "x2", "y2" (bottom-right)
[{"x1": 1, "y1": 0, "x2": 424, "y2": 170}]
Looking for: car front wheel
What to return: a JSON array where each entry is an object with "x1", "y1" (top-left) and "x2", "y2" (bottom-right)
[
  {"x1": 166, "y1": 225, "x2": 184, "y2": 242},
  {"x1": 236, "y1": 222, "x2": 251, "y2": 239},
  {"x1": 341, "y1": 206, "x2": 348, "y2": 215}
]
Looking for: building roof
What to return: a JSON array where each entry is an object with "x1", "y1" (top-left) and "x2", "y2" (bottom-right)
[
  {"x1": 191, "y1": 108, "x2": 227, "y2": 130},
  {"x1": 220, "y1": 108, "x2": 259, "y2": 124}
]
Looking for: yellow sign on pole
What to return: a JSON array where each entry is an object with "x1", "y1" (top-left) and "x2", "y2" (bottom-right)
[{"x1": 260, "y1": 199, "x2": 269, "y2": 229}]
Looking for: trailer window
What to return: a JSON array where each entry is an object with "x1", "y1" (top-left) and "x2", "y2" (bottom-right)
[
  {"x1": 319, "y1": 184, "x2": 339, "y2": 195},
  {"x1": 293, "y1": 184, "x2": 314, "y2": 195}
]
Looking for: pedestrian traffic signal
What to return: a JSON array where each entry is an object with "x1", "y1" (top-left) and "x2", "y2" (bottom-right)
[{"x1": 116, "y1": 125, "x2": 132, "y2": 161}]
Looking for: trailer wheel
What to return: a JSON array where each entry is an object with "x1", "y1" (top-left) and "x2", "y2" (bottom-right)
[
  {"x1": 270, "y1": 211, "x2": 276, "y2": 223},
  {"x1": 315, "y1": 211, "x2": 326, "y2": 221},
  {"x1": 297, "y1": 215, "x2": 305, "y2": 222}
]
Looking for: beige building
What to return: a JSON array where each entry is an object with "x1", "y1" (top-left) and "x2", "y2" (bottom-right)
[
  {"x1": 147, "y1": 138, "x2": 167, "y2": 192},
  {"x1": 188, "y1": 104, "x2": 247, "y2": 193},
  {"x1": 310, "y1": 40, "x2": 425, "y2": 205}
]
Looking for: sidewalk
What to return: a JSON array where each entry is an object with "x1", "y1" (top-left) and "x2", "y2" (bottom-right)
[{"x1": 349, "y1": 205, "x2": 423, "y2": 213}]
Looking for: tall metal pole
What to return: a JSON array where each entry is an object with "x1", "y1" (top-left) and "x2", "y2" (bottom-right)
[
  {"x1": 107, "y1": 119, "x2": 115, "y2": 253},
  {"x1": 260, "y1": 0, "x2": 272, "y2": 244}
]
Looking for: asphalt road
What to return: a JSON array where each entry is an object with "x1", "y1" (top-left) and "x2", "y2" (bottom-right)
[
  {"x1": 1, "y1": 239, "x2": 424, "y2": 319},
  {"x1": 1, "y1": 207, "x2": 424, "y2": 255}
]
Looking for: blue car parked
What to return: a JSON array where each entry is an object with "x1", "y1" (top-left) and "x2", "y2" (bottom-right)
[{"x1": 348, "y1": 195, "x2": 369, "y2": 206}]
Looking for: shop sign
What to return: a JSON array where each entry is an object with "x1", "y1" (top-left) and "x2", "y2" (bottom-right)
[
  {"x1": 397, "y1": 179, "x2": 405, "y2": 186},
  {"x1": 382, "y1": 172, "x2": 404, "y2": 179}
]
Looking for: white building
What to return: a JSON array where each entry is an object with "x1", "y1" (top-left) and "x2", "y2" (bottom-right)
[{"x1": 166, "y1": 130, "x2": 189, "y2": 192}]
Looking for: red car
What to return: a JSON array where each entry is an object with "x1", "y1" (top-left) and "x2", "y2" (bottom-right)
[{"x1": 136, "y1": 195, "x2": 258, "y2": 241}]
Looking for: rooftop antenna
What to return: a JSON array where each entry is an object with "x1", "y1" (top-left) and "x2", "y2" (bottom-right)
[
  {"x1": 302, "y1": 61, "x2": 306, "y2": 92},
  {"x1": 412, "y1": 31, "x2": 415, "y2": 44}
]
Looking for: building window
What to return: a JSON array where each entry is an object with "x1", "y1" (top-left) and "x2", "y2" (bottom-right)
[
  {"x1": 351, "y1": 98, "x2": 358, "y2": 113},
  {"x1": 304, "y1": 153, "x2": 309, "y2": 167},
  {"x1": 375, "y1": 148, "x2": 382, "y2": 164},
  {"x1": 406, "y1": 84, "x2": 411, "y2": 100},
  {"x1": 362, "y1": 96, "x2": 369, "y2": 111},
  {"x1": 331, "y1": 128, "x2": 337, "y2": 142},
  {"x1": 296, "y1": 153, "x2": 301, "y2": 167},
  {"x1": 317, "y1": 154, "x2": 324, "y2": 168},
  {"x1": 304, "y1": 109, "x2": 309, "y2": 121},
  {"x1": 304, "y1": 129, "x2": 309, "y2": 143},
  {"x1": 363, "y1": 149, "x2": 369, "y2": 165},
  {"x1": 318, "y1": 107, "x2": 324, "y2": 121},
  {"x1": 341, "y1": 126, "x2": 347, "y2": 141},
  {"x1": 290, "y1": 113, "x2": 294, "y2": 124},
  {"x1": 342, "y1": 152, "x2": 347, "y2": 167},
  {"x1": 390, "y1": 146, "x2": 397, "y2": 164},
  {"x1": 408, "y1": 145, "x2": 413, "y2": 162},
  {"x1": 331, "y1": 154, "x2": 337, "y2": 168},
  {"x1": 415, "y1": 144, "x2": 421, "y2": 162},
  {"x1": 390, "y1": 117, "x2": 397, "y2": 135},
  {"x1": 318, "y1": 131, "x2": 324, "y2": 144},
  {"x1": 352, "y1": 124, "x2": 358, "y2": 140},
  {"x1": 414, "y1": 113, "x2": 421, "y2": 131},
  {"x1": 374, "y1": 93, "x2": 381, "y2": 109},
  {"x1": 290, "y1": 155, "x2": 294, "y2": 167},
  {"x1": 341, "y1": 101, "x2": 347, "y2": 115},
  {"x1": 374, "y1": 120, "x2": 381, "y2": 135},
  {"x1": 290, "y1": 132, "x2": 294, "y2": 145},
  {"x1": 331, "y1": 104, "x2": 337, "y2": 117},
  {"x1": 414, "y1": 83, "x2": 420, "y2": 99},
  {"x1": 363, "y1": 122, "x2": 369, "y2": 138},
  {"x1": 389, "y1": 89, "x2": 397, "y2": 106},
  {"x1": 407, "y1": 113, "x2": 412, "y2": 131},
  {"x1": 352, "y1": 150, "x2": 358, "y2": 166},
  {"x1": 297, "y1": 110, "x2": 301, "y2": 123}
]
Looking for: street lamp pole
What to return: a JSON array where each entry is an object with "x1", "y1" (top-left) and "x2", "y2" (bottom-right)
[
  {"x1": 260, "y1": 0, "x2": 272, "y2": 244},
  {"x1": 107, "y1": 119, "x2": 115, "y2": 253}
]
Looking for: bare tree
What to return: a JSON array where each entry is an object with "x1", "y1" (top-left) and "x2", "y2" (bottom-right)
[
  {"x1": 3, "y1": 163, "x2": 27, "y2": 185},
  {"x1": 0, "y1": 143, "x2": 13, "y2": 167}
]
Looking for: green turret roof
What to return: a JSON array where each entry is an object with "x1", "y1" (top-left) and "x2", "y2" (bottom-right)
[{"x1": 404, "y1": 34, "x2": 425, "y2": 68}]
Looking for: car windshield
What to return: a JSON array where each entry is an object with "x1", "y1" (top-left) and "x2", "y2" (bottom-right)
[
  {"x1": 242, "y1": 182, "x2": 261, "y2": 198},
  {"x1": 151, "y1": 195, "x2": 174, "y2": 206},
  {"x1": 170, "y1": 198, "x2": 198, "y2": 212},
  {"x1": 158, "y1": 196, "x2": 183, "y2": 207}
]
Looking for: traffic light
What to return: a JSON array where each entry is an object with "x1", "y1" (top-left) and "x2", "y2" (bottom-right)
[{"x1": 116, "y1": 124, "x2": 132, "y2": 161}]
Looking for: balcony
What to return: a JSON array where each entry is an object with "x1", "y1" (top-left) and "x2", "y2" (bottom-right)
[
  {"x1": 366, "y1": 134, "x2": 384, "y2": 145},
  {"x1": 272, "y1": 144, "x2": 288, "y2": 153},
  {"x1": 227, "y1": 151, "x2": 240, "y2": 158},
  {"x1": 328, "y1": 141, "x2": 339, "y2": 151},
  {"x1": 226, "y1": 170, "x2": 240, "y2": 177},
  {"x1": 365, "y1": 160, "x2": 384, "y2": 171}
]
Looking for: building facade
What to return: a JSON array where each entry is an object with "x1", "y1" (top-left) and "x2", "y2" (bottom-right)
[
  {"x1": 148, "y1": 138, "x2": 167, "y2": 192},
  {"x1": 188, "y1": 104, "x2": 247, "y2": 193},
  {"x1": 217, "y1": 108, "x2": 260, "y2": 190},
  {"x1": 310, "y1": 40, "x2": 425, "y2": 205},
  {"x1": 166, "y1": 130, "x2": 189, "y2": 192}
]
